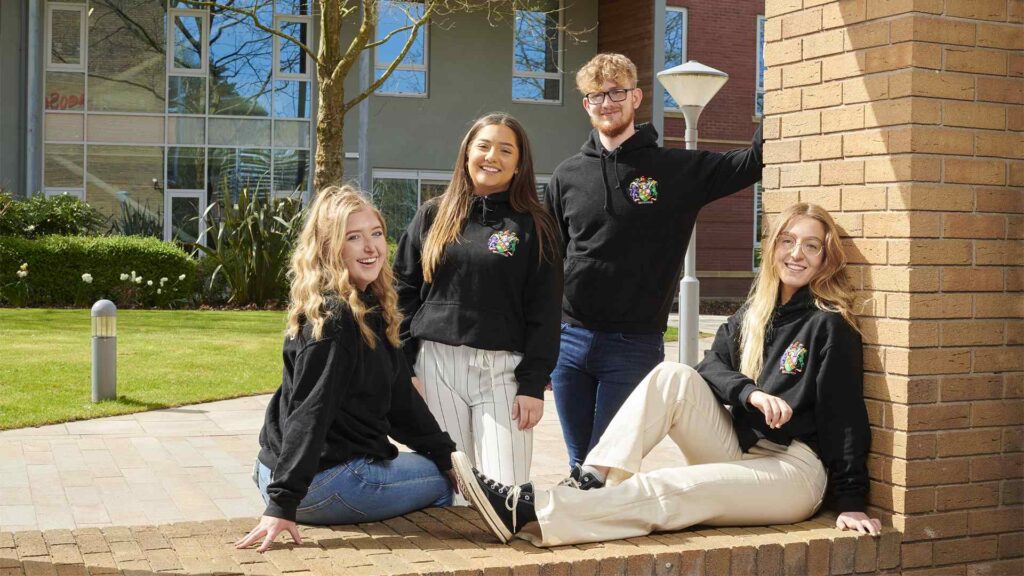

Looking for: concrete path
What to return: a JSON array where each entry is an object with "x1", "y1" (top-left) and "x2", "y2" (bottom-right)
[{"x1": 0, "y1": 317, "x2": 727, "y2": 532}]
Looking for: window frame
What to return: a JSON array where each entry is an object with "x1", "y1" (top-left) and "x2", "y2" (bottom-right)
[
  {"x1": 374, "y1": 0, "x2": 429, "y2": 98},
  {"x1": 163, "y1": 188, "x2": 208, "y2": 245},
  {"x1": 511, "y1": 0, "x2": 563, "y2": 105},
  {"x1": 273, "y1": 14, "x2": 313, "y2": 81},
  {"x1": 167, "y1": 8, "x2": 209, "y2": 77},
  {"x1": 663, "y1": 6, "x2": 688, "y2": 112},
  {"x1": 755, "y1": 14, "x2": 766, "y2": 118},
  {"x1": 46, "y1": 3, "x2": 87, "y2": 72}
]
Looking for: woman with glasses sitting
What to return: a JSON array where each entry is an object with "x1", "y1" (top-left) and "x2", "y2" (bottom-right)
[{"x1": 452, "y1": 203, "x2": 882, "y2": 547}]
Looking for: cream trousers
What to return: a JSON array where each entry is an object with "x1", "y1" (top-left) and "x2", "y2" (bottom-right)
[{"x1": 524, "y1": 361, "x2": 827, "y2": 547}]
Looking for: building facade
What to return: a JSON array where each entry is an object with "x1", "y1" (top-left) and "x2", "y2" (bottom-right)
[{"x1": 0, "y1": 0, "x2": 768, "y2": 298}]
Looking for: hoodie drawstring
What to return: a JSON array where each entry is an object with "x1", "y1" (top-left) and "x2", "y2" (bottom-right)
[{"x1": 473, "y1": 194, "x2": 500, "y2": 227}]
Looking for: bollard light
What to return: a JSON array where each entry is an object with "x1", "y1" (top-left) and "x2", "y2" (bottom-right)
[
  {"x1": 91, "y1": 299, "x2": 117, "y2": 402},
  {"x1": 657, "y1": 61, "x2": 729, "y2": 367}
]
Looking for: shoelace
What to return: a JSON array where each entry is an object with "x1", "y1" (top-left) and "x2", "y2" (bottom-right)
[
  {"x1": 480, "y1": 474, "x2": 523, "y2": 530},
  {"x1": 557, "y1": 475, "x2": 581, "y2": 489},
  {"x1": 504, "y1": 484, "x2": 524, "y2": 530}
]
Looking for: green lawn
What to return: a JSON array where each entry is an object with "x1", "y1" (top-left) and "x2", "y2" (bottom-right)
[
  {"x1": 0, "y1": 309, "x2": 708, "y2": 430},
  {"x1": 0, "y1": 309, "x2": 287, "y2": 430}
]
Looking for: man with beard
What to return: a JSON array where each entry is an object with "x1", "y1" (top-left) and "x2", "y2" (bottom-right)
[{"x1": 545, "y1": 52, "x2": 763, "y2": 476}]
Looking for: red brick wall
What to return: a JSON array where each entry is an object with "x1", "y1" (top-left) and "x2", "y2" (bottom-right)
[
  {"x1": 666, "y1": 0, "x2": 766, "y2": 296},
  {"x1": 597, "y1": 0, "x2": 655, "y2": 124},
  {"x1": 596, "y1": 0, "x2": 766, "y2": 297}
]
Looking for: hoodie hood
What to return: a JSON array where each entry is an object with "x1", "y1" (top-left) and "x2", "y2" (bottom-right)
[
  {"x1": 470, "y1": 190, "x2": 510, "y2": 227},
  {"x1": 581, "y1": 122, "x2": 660, "y2": 157},
  {"x1": 580, "y1": 123, "x2": 661, "y2": 213}
]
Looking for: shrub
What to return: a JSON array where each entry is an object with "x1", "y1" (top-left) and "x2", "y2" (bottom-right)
[
  {"x1": 196, "y1": 190, "x2": 303, "y2": 307},
  {"x1": 0, "y1": 192, "x2": 107, "y2": 238},
  {"x1": 0, "y1": 235, "x2": 196, "y2": 308}
]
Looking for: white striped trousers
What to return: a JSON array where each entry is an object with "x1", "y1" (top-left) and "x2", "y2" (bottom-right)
[{"x1": 415, "y1": 340, "x2": 533, "y2": 487}]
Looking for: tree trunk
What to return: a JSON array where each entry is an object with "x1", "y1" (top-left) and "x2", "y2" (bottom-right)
[{"x1": 314, "y1": 74, "x2": 345, "y2": 190}]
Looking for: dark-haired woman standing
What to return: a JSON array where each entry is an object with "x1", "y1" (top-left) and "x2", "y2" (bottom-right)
[{"x1": 393, "y1": 113, "x2": 562, "y2": 487}]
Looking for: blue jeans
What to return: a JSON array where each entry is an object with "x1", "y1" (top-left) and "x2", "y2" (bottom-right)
[
  {"x1": 256, "y1": 454, "x2": 452, "y2": 525},
  {"x1": 551, "y1": 323, "x2": 665, "y2": 468}
]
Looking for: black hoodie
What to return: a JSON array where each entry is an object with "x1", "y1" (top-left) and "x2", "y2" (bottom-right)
[
  {"x1": 393, "y1": 191, "x2": 563, "y2": 399},
  {"x1": 258, "y1": 292, "x2": 456, "y2": 522},
  {"x1": 545, "y1": 123, "x2": 763, "y2": 334},
  {"x1": 695, "y1": 287, "x2": 871, "y2": 513}
]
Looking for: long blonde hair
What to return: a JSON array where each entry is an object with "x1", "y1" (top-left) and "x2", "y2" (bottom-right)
[
  {"x1": 286, "y1": 185, "x2": 401, "y2": 348},
  {"x1": 421, "y1": 112, "x2": 559, "y2": 282},
  {"x1": 739, "y1": 203, "x2": 859, "y2": 380}
]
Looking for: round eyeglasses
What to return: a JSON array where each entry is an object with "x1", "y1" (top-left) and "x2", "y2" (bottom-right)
[
  {"x1": 777, "y1": 234, "x2": 823, "y2": 257},
  {"x1": 585, "y1": 87, "x2": 636, "y2": 105}
]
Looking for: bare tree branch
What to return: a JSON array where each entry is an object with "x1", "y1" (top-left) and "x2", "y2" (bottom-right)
[
  {"x1": 180, "y1": 0, "x2": 321, "y2": 65},
  {"x1": 343, "y1": 0, "x2": 437, "y2": 113}
]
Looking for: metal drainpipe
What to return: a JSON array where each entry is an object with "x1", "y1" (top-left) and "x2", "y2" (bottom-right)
[{"x1": 25, "y1": 0, "x2": 43, "y2": 197}]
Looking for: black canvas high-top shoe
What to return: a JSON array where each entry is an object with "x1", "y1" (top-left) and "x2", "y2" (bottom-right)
[
  {"x1": 451, "y1": 452, "x2": 537, "y2": 544},
  {"x1": 557, "y1": 463, "x2": 605, "y2": 490}
]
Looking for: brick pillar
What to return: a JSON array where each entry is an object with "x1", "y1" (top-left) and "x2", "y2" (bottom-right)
[{"x1": 761, "y1": 1, "x2": 1023, "y2": 574}]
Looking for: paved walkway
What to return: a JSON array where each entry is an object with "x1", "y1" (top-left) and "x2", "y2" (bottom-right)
[{"x1": 0, "y1": 317, "x2": 726, "y2": 532}]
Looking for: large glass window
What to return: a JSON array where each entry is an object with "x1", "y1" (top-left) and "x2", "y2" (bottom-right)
[
  {"x1": 88, "y1": 0, "x2": 166, "y2": 113},
  {"x1": 375, "y1": 0, "x2": 427, "y2": 96},
  {"x1": 756, "y1": 15, "x2": 766, "y2": 117},
  {"x1": 513, "y1": 0, "x2": 561, "y2": 103},
  {"x1": 663, "y1": 7, "x2": 687, "y2": 110},
  {"x1": 209, "y1": 1, "x2": 274, "y2": 116},
  {"x1": 41, "y1": 0, "x2": 313, "y2": 238}
]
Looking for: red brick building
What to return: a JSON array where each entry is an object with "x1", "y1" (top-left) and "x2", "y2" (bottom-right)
[{"x1": 598, "y1": 0, "x2": 768, "y2": 299}]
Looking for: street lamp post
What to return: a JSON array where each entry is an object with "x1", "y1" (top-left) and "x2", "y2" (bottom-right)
[{"x1": 656, "y1": 61, "x2": 729, "y2": 366}]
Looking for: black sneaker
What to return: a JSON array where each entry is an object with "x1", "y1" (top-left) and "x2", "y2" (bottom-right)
[
  {"x1": 451, "y1": 452, "x2": 536, "y2": 544},
  {"x1": 557, "y1": 464, "x2": 605, "y2": 490}
]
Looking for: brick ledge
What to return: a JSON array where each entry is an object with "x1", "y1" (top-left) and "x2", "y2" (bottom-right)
[{"x1": 0, "y1": 510, "x2": 900, "y2": 575}]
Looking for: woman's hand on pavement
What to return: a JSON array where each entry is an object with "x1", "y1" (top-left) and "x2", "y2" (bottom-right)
[
  {"x1": 511, "y1": 395, "x2": 544, "y2": 430},
  {"x1": 836, "y1": 511, "x2": 882, "y2": 536},
  {"x1": 748, "y1": 390, "x2": 793, "y2": 429},
  {"x1": 235, "y1": 515, "x2": 302, "y2": 553}
]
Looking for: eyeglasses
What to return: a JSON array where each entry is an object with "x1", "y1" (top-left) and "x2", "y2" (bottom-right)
[
  {"x1": 584, "y1": 87, "x2": 635, "y2": 105},
  {"x1": 776, "y1": 234, "x2": 823, "y2": 257}
]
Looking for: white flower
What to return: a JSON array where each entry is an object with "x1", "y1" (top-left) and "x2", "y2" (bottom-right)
[
  {"x1": 157, "y1": 288, "x2": 162, "y2": 295},
  {"x1": 19, "y1": 263, "x2": 28, "y2": 271},
  {"x1": 146, "y1": 280, "x2": 153, "y2": 286},
  {"x1": 120, "y1": 273, "x2": 130, "y2": 281},
  {"x1": 16, "y1": 270, "x2": 27, "y2": 278},
  {"x1": 81, "y1": 273, "x2": 93, "y2": 284},
  {"x1": 160, "y1": 277, "x2": 168, "y2": 286},
  {"x1": 178, "y1": 274, "x2": 186, "y2": 281},
  {"x1": 24, "y1": 225, "x2": 35, "y2": 232},
  {"x1": 135, "y1": 277, "x2": 143, "y2": 285}
]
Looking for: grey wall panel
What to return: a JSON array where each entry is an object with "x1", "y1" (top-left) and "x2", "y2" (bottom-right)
[
  {"x1": 0, "y1": 0, "x2": 27, "y2": 195},
  {"x1": 364, "y1": 2, "x2": 598, "y2": 176}
]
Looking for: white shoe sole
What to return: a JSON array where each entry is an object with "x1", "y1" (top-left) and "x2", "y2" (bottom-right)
[{"x1": 451, "y1": 451, "x2": 512, "y2": 544}]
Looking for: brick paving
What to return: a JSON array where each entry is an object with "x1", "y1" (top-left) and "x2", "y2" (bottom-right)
[{"x1": 0, "y1": 315, "x2": 899, "y2": 574}]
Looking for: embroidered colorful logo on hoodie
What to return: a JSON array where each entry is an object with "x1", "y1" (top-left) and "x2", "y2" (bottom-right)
[
  {"x1": 628, "y1": 176, "x2": 659, "y2": 204},
  {"x1": 488, "y1": 230, "x2": 519, "y2": 257},
  {"x1": 780, "y1": 341, "x2": 808, "y2": 374}
]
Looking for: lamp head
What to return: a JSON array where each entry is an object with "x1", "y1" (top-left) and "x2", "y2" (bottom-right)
[{"x1": 657, "y1": 61, "x2": 729, "y2": 110}]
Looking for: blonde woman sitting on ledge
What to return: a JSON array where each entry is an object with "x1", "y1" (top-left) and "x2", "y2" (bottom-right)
[
  {"x1": 237, "y1": 186, "x2": 456, "y2": 553},
  {"x1": 451, "y1": 203, "x2": 881, "y2": 547}
]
